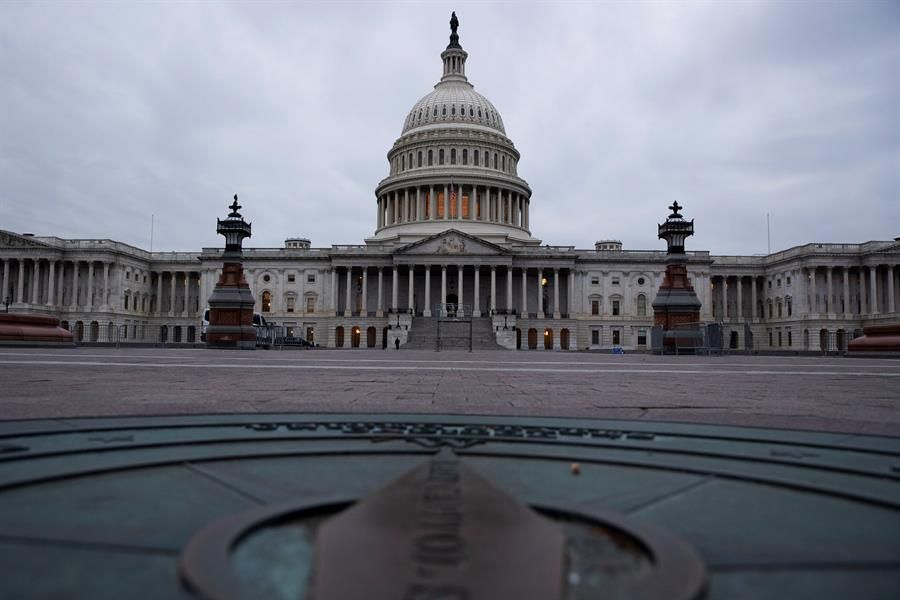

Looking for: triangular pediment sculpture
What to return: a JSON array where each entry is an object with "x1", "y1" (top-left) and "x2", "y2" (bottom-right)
[
  {"x1": 0, "y1": 230, "x2": 53, "y2": 250},
  {"x1": 396, "y1": 229, "x2": 509, "y2": 256}
]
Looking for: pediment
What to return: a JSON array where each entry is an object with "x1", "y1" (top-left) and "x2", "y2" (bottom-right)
[
  {"x1": 0, "y1": 230, "x2": 52, "y2": 250},
  {"x1": 396, "y1": 230, "x2": 509, "y2": 256}
]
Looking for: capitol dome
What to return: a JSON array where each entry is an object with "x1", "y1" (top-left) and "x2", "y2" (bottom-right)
[{"x1": 370, "y1": 12, "x2": 537, "y2": 247}]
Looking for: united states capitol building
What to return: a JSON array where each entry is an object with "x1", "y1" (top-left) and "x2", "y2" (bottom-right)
[{"x1": 2, "y1": 16, "x2": 898, "y2": 351}]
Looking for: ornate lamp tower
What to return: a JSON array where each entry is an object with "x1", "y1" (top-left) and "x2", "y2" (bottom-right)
[
  {"x1": 206, "y1": 195, "x2": 256, "y2": 349},
  {"x1": 652, "y1": 202, "x2": 702, "y2": 339}
]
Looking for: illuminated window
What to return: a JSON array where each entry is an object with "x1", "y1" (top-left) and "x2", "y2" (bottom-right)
[
  {"x1": 262, "y1": 291, "x2": 272, "y2": 313},
  {"x1": 286, "y1": 296, "x2": 295, "y2": 313}
]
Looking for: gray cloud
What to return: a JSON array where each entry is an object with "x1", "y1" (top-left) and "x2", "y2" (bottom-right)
[{"x1": 1, "y1": 0, "x2": 897, "y2": 254}]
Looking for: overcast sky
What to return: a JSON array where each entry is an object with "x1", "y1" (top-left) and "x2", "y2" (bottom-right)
[{"x1": 1, "y1": 1, "x2": 898, "y2": 255}]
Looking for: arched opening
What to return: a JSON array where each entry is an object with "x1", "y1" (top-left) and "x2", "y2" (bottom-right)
[
  {"x1": 516, "y1": 328, "x2": 522, "y2": 350},
  {"x1": 367, "y1": 326, "x2": 376, "y2": 348},
  {"x1": 544, "y1": 328, "x2": 553, "y2": 350},
  {"x1": 160, "y1": 325, "x2": 168, "y2": 343},
  {"x1": 819, "y1": 328, "x2": 829, "y2": 352},
  {"x1": 803, "y1": 329, "x2": 809, "y2": 350},
  {"x1": 187, "y1": 326, "x2": 196, "y2": 343},
  {"x1": 636, "y1": 294, "x2": 647, "y2": 317},
  {"x1": 560, "y1": 328, "x2": 570, "y2": 350},
  {"x1": 335, "y1": 326, "x2": 345, "y2": 348},
  {"x1": 351, "y1": 326, "x2": 361, "y2": 348},
  {"x1": 174, "y1": 326, "x2": 182, "y2": 343},
  {"x1": 836, "y1": 329, "x2": 846, "y2": 352},
  {"x1": 528, "y1": 328, "x2": 537, "y2": 350},
  {"x1": 89, "y1": 321, "x2": 99, "y2": 342},
  {"x1": 60, "y1": 320, "x2": 69, "y2": 331},
  {"x1": 729, "y1": 330, "x2": 739, "y2": 349},
  {"x1": 446, "y1": 293, "x2": 458, "y2": 317},
  {"x1": 75, "y1": 321, "x2": 84, "y2": 342},
  {"x1": 107, "y1": 322, "x2": 115, "y2": 343},
  {"x1": 382, "y1": 327, "x2": 389, "y2": 349}
]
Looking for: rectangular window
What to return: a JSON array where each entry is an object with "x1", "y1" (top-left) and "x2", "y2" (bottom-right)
[
  {"x1": 768, "y1": 330, "x2": 773, "y2": 346},
  {"x1": 288, "y1": 274, "x2": 295, "y2": 283},
  {"x1": 637, "y1": 330, "x2": 647, "y2": 346},
  {"x1": 787, "y1": 300, "x2": 792, "y2": 316},
  {"x1": 286, "y1": 297, "x2": 295, "y2": 313},
  {"x1": 591, "y1": 329, "x2": 600, "y2": 345},
  {"x1": 306, "y1": 296, "x2": 315, "y2": 312},
  {"x1": 450, "y1": 149, "x2": 456, "y2": 165},
  {"x1": 787, "y1": 276, "x2": 791, "y2": 285},
  {"x1": 307, "y1": 273, "x2": 316, "y2": 283},
  {"x1": 591, "y1": 276, "x2": 600, "y2": 285},
  {"x1": 612, "y1": 300, "x2": 620, "y2": 316},
  {"x1": 612, "y1": 277, "x2": 620, "y2": 285},
  {"x1": 612, "y1": 329, "x2": 621, "y2": 345},
  {"x1": 778, "y1": 330, "x2": 783, "y2": 346},
  {"x1": 591, "y1": 300, "x2": 599, "y2": 315},
  {"x1": 777, "y1": 279, "x2": 781, "y2": 287}
]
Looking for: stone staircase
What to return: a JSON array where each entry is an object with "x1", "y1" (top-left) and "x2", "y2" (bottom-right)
[{"x1": 404, "y1": 316, "x2": 505, "y2": 350}]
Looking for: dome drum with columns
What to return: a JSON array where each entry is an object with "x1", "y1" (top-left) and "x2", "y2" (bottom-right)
[
  {"x1": 370, "y1": 13, "x2": 535, "y2": 248},
  {"x1": 1, "y1": 13, "x2": 897, "y2": 352}
]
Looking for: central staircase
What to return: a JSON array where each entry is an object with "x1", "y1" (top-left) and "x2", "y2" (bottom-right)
[{"x1": 404, "y1": 316, "x2": 505, "y2": 350}]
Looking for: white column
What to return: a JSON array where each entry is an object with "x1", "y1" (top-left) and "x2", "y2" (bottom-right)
[
  {"x1": 424, "y1": 267, "x2": 432, "y2": 317},
  {"x1": 457, "y1": 265, "x2": 464, "y2": 312},
  {"x1": 416, "y1": 187, "x2": 421, "y2": 222},
  {"x1": 869, "y1": 265, "x2": 878, "y2": 314},
  {"x1": 392, "y1": 266, "x2": 399, "y2": 310},
  {"x1": 826, "y1": 268, "x2": 834, "y2": 315},
  {"x1": 430, "y1": 185, "x2": 436, "y2": 220},
  {"x1": 553, "y1": 268, "x2": 560, "y2": 318},
  {"x1": 156, "y1": 272, "x2": 163, "y2": 315},
  {"x1": 568, "y1": 269, "x2": 575, "y2": 317},
  {"x1": 361, "y1": 268, "x2": 368, "y2": 316},
  {"x1": 16, "y1": 259, "x2": 25, "y2": 304},
  {"x1": 537, "y1": 268, "x2": 543, "y2": 319},
  {"x1": 473, "y1": 186, "x2": 479, "y2": 221},
  {"x1": 182, "y1": 270, "x2": 189, "y2": 316},
  {"x1": 888, "y1": 267, "x2": 896, "y2": 314},
  {"x1": 521, "y1": 267, "x2": 528, "y2": 317},
  {"x1": 443, "y1": 184, "x2": 449, "y2": 220},
  {"x1": 31, "y1": 260, "x2": 40, "y2": 305},
  {"x1": 345, "y1": 267, "x2": 352, "y2": 317},
  {"x1": 473, "y1": 266, "x2": 480, "y2": 317},
  {"x1": 46, "y1": 261, "x2": 56, "y2": 307},
  {"x1": 408, "y1": 265, "x2": 415, "y2": 312},
  {"x1": 102, "y1": 262, "x2": 111, "y2": 309},
  {"x1": 377, "y1": 267, "x2": 384, "y2": 317},
  {"x1": 809, "y1": 269, "x2": 817, "y2": 314},
  {"x1": 71, "y1": 261, "x2": 79, "y2": 308},
  {"x1": 330, "y1": 267, "x2": 337, "y2": 313},
  {"x1": 750, "y1": 276, "x2": 757, "y2": 321},
  {"x1": 490, "y1": 266, "x2": 497, "y2": 314},
  {"x1": 440, "y1": 266, "x2": 447, "y2": 313},
  {"x1": 507, "y1": 267, "x2": 513, "y2": 312},
  {"x1": 735, "y1": 276, "x2": 743, "y2": 321},
  {"x1": 843, "y1": 268, "x2": 850, "y2": 316},
  {"x1": 169, "y1": 273, "x2": 176, "y2": 316}
]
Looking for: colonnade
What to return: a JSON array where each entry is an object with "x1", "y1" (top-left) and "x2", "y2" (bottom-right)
[
  {"x1": 327, "y1": 264, "x2": 569, "y2": 319},
  {"x1": 0, "y1": 257, "x2": 203, "y2": 317},
  {"x1": 376, "y1": 183, "x2": 530, "y2": 230},
  {"x1": 709, "y1": 263, "x2": 899, "y2": 322}
]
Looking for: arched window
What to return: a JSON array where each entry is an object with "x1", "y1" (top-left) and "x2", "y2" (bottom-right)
[
  {"x1": 439, "y1": 149, "x2": 445, "y2": 165},
  {"x1": 636, "y1": 294, "x2": 647, "y2": 317},
  {"x1": 262, "y1": 290, "x2": 272, "y2": 313},
  {"x1": 450, "y1": 149, "x2": 456, "y2": 164},
  {"x1": 417, "y1": 151, "x2": 422, "y2": 167},
  {"x1": 433, "y1": 106, "x2": 438, "y2": 117},
  {"x1": 451, "y1": 105, "x2": 456, "y2": 116},
  {"x1": 474, "y1": 149, "x2": 479, "y2": 165},
  {"x1": 493, "y1": 153, "x2": 498, "y2": 169},
  {"x1": 501, "y1": 155, "x2": 506, "y2": 171},
  {"x1": 417, "y1": 109, "x2": 422, "y2": 121},
  {"x1": 428, "y1": 150, "x2": 433, "y2": 166},
  {"x1": 478, "y1": 108, "x2": 482, "y2": 118},
  {"x1": 408, "y1": 152, "x2": 412, "y2": 168},
  {"x1": 462, "y1": 149, "x2": 468, "y2": 165},
  {"x1": 401, "y1": 155, "x2": 405, "y2": 170},
  {"x1": 442, "y1": 105, "x2": 447, "y2": 116},
  {"x1": 469, "y1": 106, "x2": 474, "y2": 117}
]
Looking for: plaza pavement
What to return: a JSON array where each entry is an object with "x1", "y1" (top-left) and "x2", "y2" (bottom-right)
[{"x1": 0, "y1": 346, "x2": 898, "y2": 436}]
